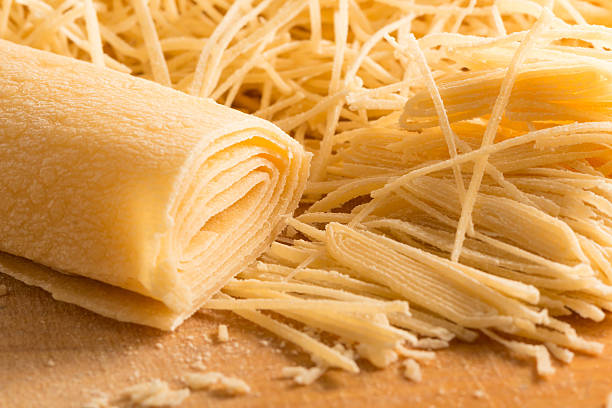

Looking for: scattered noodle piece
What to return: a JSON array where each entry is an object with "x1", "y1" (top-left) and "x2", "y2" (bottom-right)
[
  {"x1": 184, "y1": 372, "x2": 251, "y2": 396},
  {"x1": 356, "y1": 343, "x2": 398, "y2": 368},
  {"x1": 415, "y1": 339, "x2": 449, "y2": 350},
  {"x1": 121, "y1": 379, "x2": 189, "y2": 407},
  {"x1": 401, "y1": 359, "x2": 422, "y2": 383},
  {"x1": 396, "y1": 345, "x2": 436, "y2": 361},
  {"x1": 81, "y1": 392, "x2": 114, "y2": 408},
  {"x1": 281, "y1": 366, "x2": 326, "y2": 385},
  {"x1": 183, "y1": 372, "x2": 223, "y2": 389},
  {"x1": 483, "y1": 330, "x2": 554, "y2": 377},
  {"x1": 211, "y1": 305, "x2": 360, "y2": 373},
  {"x1": 131, "y1": 0, "x2": 170, "y2": 86},
  {"x1": 545, "y1": 342, "x2": 574, "y2": 364},
  {"x1": 82, "y1": 0, "x2": 104, "y2": 68}
]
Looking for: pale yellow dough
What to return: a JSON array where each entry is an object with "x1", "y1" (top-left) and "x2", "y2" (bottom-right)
[{"x1": 0, "y1": 39, "x2": 310, "y2": 330}]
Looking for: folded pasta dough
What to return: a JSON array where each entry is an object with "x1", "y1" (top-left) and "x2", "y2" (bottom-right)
[{"x1": 0, "y1": 40, "x2": 310, "y2": 330}]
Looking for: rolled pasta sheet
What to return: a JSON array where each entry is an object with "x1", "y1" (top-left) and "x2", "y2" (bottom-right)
[{"x1": 0, "y1": 40, "x2": 310, "y2": 330}]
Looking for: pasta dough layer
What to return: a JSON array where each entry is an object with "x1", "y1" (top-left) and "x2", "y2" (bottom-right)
[{"x1": 0, "y1": 39, "x2": 310, "y2": 330}]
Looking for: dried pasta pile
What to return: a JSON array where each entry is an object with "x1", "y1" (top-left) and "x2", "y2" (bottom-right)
[{"x1": 4, "y1": 0, "x2": 612, "y2": 379}]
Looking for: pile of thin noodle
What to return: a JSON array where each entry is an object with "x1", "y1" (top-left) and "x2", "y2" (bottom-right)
[{"x1": 4, "y1": 0, "x2": 612, "y2": 378}]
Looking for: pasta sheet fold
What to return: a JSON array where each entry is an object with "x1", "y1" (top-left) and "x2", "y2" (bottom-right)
[{"x1": 0, "y1": 40, "x2": 310, "y2": 330}]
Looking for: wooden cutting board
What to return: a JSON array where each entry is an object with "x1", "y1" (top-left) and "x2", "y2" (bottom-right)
[{"x1": 2, "y1": 271, "x2": 612, "y2": 408}]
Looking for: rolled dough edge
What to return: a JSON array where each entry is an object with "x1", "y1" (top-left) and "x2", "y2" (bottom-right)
[{"x1": 0, "y1": 252, "x2": 187, "y2": 331}]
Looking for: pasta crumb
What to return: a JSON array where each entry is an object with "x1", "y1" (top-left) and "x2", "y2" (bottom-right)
[
  {"x1": 281, "y1": 366, "x2": 325, "y2": 385},
  {"x1": 217, "y1": 324, "x2": 229, "y2": 342}
]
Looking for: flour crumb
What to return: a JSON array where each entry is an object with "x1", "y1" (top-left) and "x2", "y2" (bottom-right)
[
  {"x1": 122, "y1": 379, "x2": 189, "y2": 407},
  {"x1": 473, "y1": 389, "x2": 485, "y2": 399},
  {"x1": 191, "y1": 361, "x2": 207, "y2": 371},
  {"x1": 155, "y1": 343, "x2": 163, "y2": 350},
  {"x1": 184, "y1": 372, "x2": 250, "y2": 396},
  {"x1": 217, "y1": 324, "x2": 229, "y2": 342},
  {"x1": 46, "y1": 359, "x2": 56, "y2": 367}
]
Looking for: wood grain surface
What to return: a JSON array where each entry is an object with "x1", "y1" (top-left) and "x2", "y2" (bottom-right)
[{"x1": 2, "y1": 271, "x2": 612, "y2": 408}]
